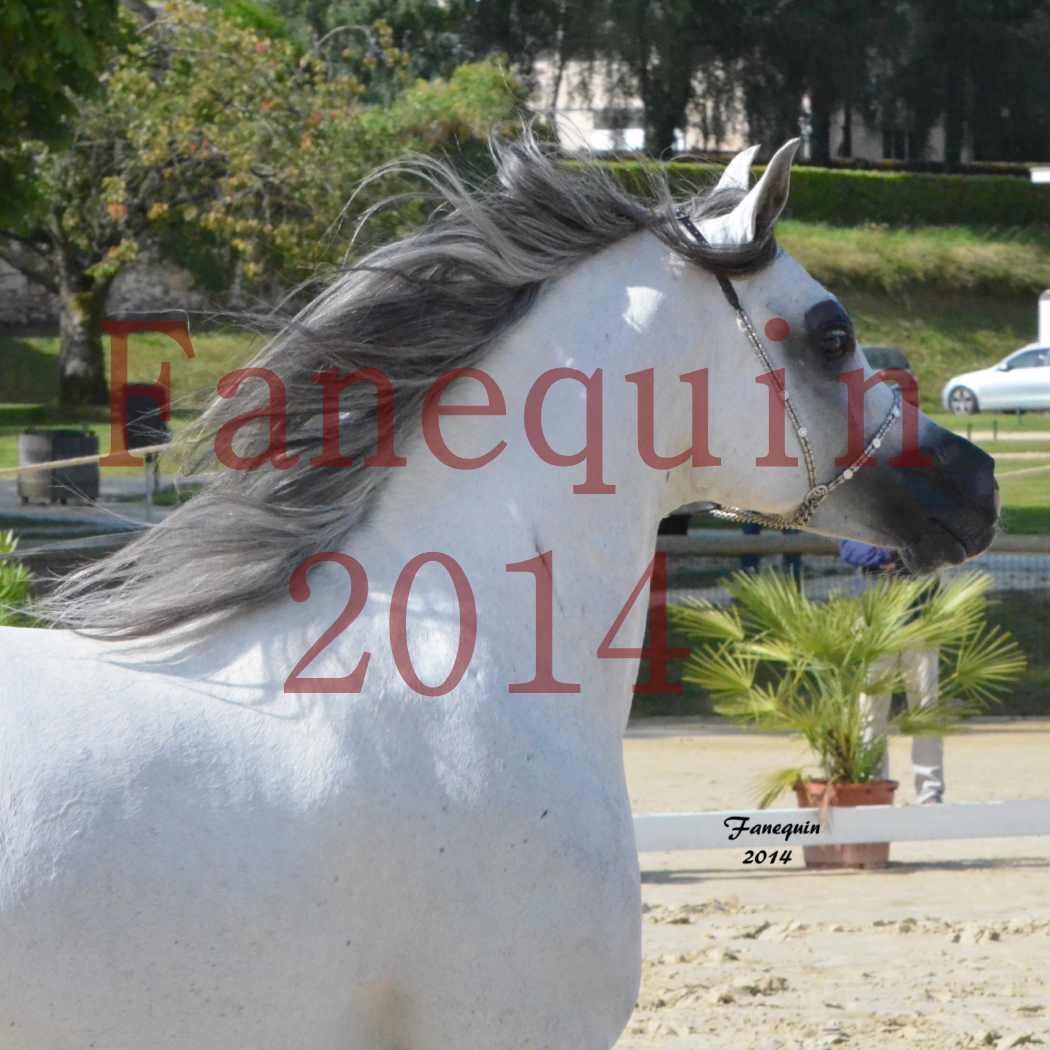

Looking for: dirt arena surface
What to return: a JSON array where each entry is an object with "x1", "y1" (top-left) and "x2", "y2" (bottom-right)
[{"x1": 617, "y1": 719, "x2": 1050, "y2": 1050}]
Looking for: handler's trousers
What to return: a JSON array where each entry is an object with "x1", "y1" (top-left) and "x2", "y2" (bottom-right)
[{"x1": 860, "y1": 648, "x2": 944, "y2": 803}]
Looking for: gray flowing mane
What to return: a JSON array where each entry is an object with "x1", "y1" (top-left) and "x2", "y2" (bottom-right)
[{"x1": 40, "y1": 134, "x2": 776, "y2": 639}]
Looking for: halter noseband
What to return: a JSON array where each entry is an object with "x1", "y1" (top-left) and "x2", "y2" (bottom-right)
[{"x1": 678, "y1": 212, "x2": 901, "y2": 530}]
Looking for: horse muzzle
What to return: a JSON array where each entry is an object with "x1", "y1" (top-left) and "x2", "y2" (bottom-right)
[{"x1": 897, "y1": 432, "x2": 999, "y2": 573}]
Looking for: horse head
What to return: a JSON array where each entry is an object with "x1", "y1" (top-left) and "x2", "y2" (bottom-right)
[{"x1": 673, "y1": 140, "x2": 998, "y2": 571}]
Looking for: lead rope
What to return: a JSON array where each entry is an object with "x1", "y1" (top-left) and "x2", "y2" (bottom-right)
[{"x1": 678, "y1": 211, "x2": 902, "y2": 529}]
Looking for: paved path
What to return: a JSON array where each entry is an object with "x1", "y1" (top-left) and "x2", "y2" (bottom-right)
[{"x1": 949, "y1": 430, "x2": 1050, "y2": 441}]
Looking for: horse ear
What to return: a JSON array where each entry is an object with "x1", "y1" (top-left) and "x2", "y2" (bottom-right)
[
  {"x1": 748, "y1": 138, "x2": 800, "y2": 232},
  {"x1": 714, "y1": 144, "x2": 760, "y2": 193},
  {"x1": 697, "y1": 138, "x2": 800, "y2": 246}
]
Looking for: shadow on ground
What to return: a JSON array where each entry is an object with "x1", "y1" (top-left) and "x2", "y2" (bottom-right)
[{"x1": 641, "y1": 853, "x2": 1050, "y2": 883}]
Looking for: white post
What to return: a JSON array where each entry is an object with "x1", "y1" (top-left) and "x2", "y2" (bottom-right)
[{"x1": 1030, "y1": 170, "x2": 1050, "y2": 343}]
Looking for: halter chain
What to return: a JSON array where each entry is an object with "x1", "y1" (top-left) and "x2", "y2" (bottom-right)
[{"x1": 679, "y1": 212, "x2": 903, "y2": 530}]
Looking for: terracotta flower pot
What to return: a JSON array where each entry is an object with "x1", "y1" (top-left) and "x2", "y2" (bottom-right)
[{"x1": 793, "y1": 779, "x2": 898, "y2": 870}]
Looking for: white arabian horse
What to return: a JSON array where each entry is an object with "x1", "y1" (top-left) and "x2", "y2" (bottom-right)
[{"x1": 0, "y1": 138, "x2": 997, "y2": 1049}]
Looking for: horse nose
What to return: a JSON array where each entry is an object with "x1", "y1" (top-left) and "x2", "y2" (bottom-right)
[{"x1": 922, "y1": 430, "x2": 999, "y2": 533}]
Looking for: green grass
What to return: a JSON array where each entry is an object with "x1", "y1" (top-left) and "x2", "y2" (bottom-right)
[
  {"x1": 0, "y1": 328, "x2": 259, "y2": 473},
  {"x1": 778, "y1": 222, "x2": 1050, "y2": 420},
  {"x1": 778, "y1": 221, "x2": 1050, "y2": 298},
  {"x1": 840, "y1": 289, "x2": 1039, "y2": 413},
  {"x1": 981, "y1": 441, "x2": 1050, "y2": 455},
  {"x1": 933, "y1": 413, "x2": 1050, "y2": 434},
  {"x1": 152, "y1": 483, "x2": 203, "y2": 507},
  {"x1": 998, "y1": 469, "x2": 1050, "y2": 535},
  {"x1": 0, "y1": 412, "x2": 196, "y2": 477},
  {"x1": 1, "y1": 327, "x2": 259, "y2": 408},
  {"x1": 1, "y1": 222, "x2": 1048, "y2": 520}
]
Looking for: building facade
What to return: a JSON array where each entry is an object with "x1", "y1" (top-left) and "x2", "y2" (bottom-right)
[{"x1": 532, "y1": 56, "x2": 972, "y2": 163}]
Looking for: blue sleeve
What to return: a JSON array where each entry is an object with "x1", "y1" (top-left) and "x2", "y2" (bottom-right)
[{"x1": 838, "y1": 540, "x2": 894, "y2": 569}]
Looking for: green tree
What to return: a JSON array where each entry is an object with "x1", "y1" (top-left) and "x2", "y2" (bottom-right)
[
  {"x1": 860, "y1": 0, "x2": 1050, "y2": 165},
  {"x1": 260, "y1": 0, "x2": 470, "y2": 89},
  {"x1": 0, "y1": 0, "x2": 522, "y2": 406},
  {"x1": 728, "y1": 0, "x2": 890, "y2": 164},
  {"x1": 0, "y1": 0, "x2": 120, "y2": 222},
  {"x1": 594, "y1": 0, "x2": 737, "y2": 156}
]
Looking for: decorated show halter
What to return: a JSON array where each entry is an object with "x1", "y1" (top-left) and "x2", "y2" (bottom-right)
[{"x1": 678, "y1": 211, "x2": 902, "y2": 530}]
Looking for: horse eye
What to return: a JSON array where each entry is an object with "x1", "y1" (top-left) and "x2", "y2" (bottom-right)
[{"x1": 820, "y1": 326, "x2": 854, "y2": 361}]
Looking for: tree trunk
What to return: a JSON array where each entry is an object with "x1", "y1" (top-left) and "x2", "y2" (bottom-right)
[
  {"x1": 838, "y1": 103, "x2": 853, "y2": 158},
  {"x1": 940, "y1": 2, "x2": 965, "y2": 170},
  {"x1": 644, "y1": 77, "x2": 692, "y2": 157},
  {"x1": 550, "y1": 0, "x2": 568, "y2": 112},
  {"x1": 645, "y1": 107, "x2": 681, "y2": 157},
  {"x1": 58, "y1": 277, "x2": 111, "y2": 407},
  {"x1": 943, "y1": 83, "x2": 964, "y2": 169},
  {"x1": 810, "y1": 100, "x2": 832, "y2": 164}
]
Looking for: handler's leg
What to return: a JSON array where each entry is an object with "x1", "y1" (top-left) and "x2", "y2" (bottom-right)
[
  {"x1": 903, "y1": 647, "x2": 944, "y2": 803},
  {"x1": 860, "y1": 654, "x2": 895, "y2": 781}
]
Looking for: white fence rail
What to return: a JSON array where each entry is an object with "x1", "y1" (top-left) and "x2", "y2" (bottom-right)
[{"x1": 634, "y1": 800, "x2": 1050, "y2": 852}]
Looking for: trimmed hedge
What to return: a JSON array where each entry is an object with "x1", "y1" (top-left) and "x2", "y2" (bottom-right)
[{"x1": 599, "y1": 160, "x2": 1050, "y2": 228}]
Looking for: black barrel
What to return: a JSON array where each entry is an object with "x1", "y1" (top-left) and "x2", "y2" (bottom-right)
[{"x1": 16, "y1": 429, "x2": 100, "y2": 504}]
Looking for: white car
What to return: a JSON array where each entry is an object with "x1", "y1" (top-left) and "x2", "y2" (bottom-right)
[{"x1": 941, "y1": 344, "x2": 1050, "y2": 414}]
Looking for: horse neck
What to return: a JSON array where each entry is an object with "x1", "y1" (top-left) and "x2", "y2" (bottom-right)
[{"x1": 354, "y1": 234, "x2": 698, "y2": 732}]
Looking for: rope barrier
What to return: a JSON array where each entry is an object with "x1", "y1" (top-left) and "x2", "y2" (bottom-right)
[
  {"x1": 0, "y1": 443, "x2": 174, "y2": 480},
  {"x1": 2, "y1": 444, "x2": 1048, "y2": 486}
]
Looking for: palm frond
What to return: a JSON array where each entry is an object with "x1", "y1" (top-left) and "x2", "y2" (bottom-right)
[
  {"x1": 683, "y1": 643, "x2": 756, "y2": 697},
  {"x1": 755, "y1": 766, "x2": 808, "y2": 809},
  {"x1": 668, "y1": 599, "x2": 745, "y2": 643},
  {"x1": 724, "y1": 569, "x2": 807, "y2": 636},
  {"x1": 912, "y1": 574, "x2": 990, "y2": 648},
  {"x1": 743, "y1": 639, "x2": 801, "y2": 665},
  {"x1": 712, "y1": 684, "x2": 793, "y2": 729},
  {"x1": 941, "y1": 624, "x2": 1027, "y2": 704},
  {"x1": 893, "y1": 698, "x2": 983, "y2": 737}
]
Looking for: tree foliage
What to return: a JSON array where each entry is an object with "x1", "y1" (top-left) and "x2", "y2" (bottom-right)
[
  {"x1": 0, "y1": 0, "x2": 120, "y2": 144},
  {"x1": 0, "y1": 0, "x2": 121, "y2": 221},
  {"x1": 262, "y1": 0, "x2": 471, "y2": 90},
  {"x1": 485, "y1": 0, "x2": 1050, "y2": 161},
  {"x1": 0, "y1": 0, "x2": 523, "y2": 404}
]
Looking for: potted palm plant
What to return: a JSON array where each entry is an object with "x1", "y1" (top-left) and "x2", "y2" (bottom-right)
[
  {"x1": 0, "y1": 530, "x2": 34, "y2": 627},
  {"x1": 670, "y1": 570, "x2": 1025, "y2": 868}
]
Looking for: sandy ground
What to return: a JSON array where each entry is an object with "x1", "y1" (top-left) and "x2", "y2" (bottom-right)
[{"x1": 616, "y1": 719, "x2": 1050, "y2": 1050}]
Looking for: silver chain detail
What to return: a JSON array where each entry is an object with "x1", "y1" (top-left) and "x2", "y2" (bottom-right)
[
  {"x1": 705, "y1": 316, "x2": 902, "y2": 529},
  {"x1": 677, "y1": 210, "x2": 903, "y2": 529}
]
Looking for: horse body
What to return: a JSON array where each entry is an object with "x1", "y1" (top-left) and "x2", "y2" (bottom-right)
[
  {"x1": 0, "y1": 233, "x2": 688, "y2": 1049},
  {"x1": 0, "y1": 617, "x2": 641, "y2": 1050},
  {"x1": 0, "y1": 140, "x2": 999, "y2": 1048}
]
